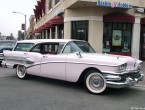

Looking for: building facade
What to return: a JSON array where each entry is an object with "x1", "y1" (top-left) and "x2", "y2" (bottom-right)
[{"x1": 32, "y1": 0, "x2": 145, "y2": 60}]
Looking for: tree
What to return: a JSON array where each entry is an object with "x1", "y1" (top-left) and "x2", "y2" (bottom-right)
[{"x1": 18, "y1": 30, "x2": 24, "y2": 40}]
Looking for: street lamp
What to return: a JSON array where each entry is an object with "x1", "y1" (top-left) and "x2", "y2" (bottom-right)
[{"x1": 13, "y1": 11, "x2": 27, "y2": 39}]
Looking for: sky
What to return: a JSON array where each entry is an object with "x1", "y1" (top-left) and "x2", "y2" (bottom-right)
[{"x1": 0, "y1": 0, "x2": 37, "y2": 38}]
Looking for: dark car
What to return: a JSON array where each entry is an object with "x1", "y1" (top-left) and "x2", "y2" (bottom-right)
[{"x1": 0, "y1": 40, "x2": 16, "y2": 65}]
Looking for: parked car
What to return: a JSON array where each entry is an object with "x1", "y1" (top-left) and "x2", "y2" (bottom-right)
[
  {"x1": 2, "y1": 39, "x2": 144, "y2": 94},
  {"x1": 0, "y1": 40, "x2": 16, "y2": 65}
]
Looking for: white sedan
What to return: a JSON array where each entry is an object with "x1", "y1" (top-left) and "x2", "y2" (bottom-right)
[{"x1": 2, "y1": 39, "x2": 144, "y2": 94}]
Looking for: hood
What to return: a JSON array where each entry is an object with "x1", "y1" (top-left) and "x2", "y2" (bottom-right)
[{"x1": 80, "y1": 53, "x2": 142, "y2": 69}]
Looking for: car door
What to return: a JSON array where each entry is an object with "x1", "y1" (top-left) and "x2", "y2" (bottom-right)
[
  {"x1": 40, "y1": 43, "x2": 67, "y2": 80},
  {"x1": 11, "y1": 43, "x2": 42, "y2": 75},
  {"x1": 24, "y1": 52, "x2": 42, "y2": 76}
]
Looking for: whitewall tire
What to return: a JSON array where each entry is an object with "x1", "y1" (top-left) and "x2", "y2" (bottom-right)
[
  {"x1": 84, "y1": 71, "x2": 106, "y2": 94},
  {"x1": 16, "y1": 65, "x2": 28, "y2": 79}
]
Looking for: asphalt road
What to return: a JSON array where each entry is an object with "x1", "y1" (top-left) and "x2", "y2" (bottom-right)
[{"x1": 0, "y1": 67, "x2": 145, "y2": 110}]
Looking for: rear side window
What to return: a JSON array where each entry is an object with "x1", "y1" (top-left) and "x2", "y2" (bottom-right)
[
  {"x1": 14, "y1": 43, "x2": 34, "y2": 51},
  {"x1": 30, "y1": 43, "x2": 65, "y2": 54}
]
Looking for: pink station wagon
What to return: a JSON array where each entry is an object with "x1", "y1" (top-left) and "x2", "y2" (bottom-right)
[{"x1": 2, "y1": 39, "x2": 144, "y2": 94}]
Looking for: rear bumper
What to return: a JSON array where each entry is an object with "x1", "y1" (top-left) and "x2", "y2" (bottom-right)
[
  {"x1": 1, "y1": 60, "x2": 7, "y2": 68},
  {"x1": 103, "y1": 70, "x2": 144, "y2": 88}
]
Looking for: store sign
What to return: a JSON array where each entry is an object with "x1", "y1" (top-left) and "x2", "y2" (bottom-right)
[
  {"x1": 136, "y1": 8, "x2": 145, "y2": 13},
  {"x1": 96, "y1": 0, "x2": 133, "y2": 9}
]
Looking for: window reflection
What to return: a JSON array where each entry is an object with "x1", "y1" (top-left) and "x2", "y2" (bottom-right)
[{"x1": 103, "y1": 22, "x2": 132, "y2": 53}]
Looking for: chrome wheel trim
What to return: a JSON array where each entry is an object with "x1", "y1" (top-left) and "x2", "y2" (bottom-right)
[
  {"x1": 16, "y1": 65, "x2": 26, "y2": 79},
  {"x1": 86, "y1": 72, "x2": 106, "y2": 94}
]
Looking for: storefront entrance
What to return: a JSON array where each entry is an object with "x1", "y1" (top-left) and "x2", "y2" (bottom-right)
[{"x1": 71, "y1": 21, "x2": 88, "y2": 41}]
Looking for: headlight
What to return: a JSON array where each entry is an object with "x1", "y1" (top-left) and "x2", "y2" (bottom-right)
[
  {"x1": 137, "y1": 64, "x2": 141, "y2": 70},
  {"x1": 118, "y1": 63, "x2": 127, "y2": 72}
]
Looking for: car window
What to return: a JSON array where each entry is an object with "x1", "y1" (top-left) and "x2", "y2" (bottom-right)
[
  {"x1": 31, "y1": 45, "x2": 41, "y2": 53},
  {"x1": 63, "y1": 41, "x2": 95, "y2": 53},
  {"x1": 31, "y1": 43, "x2": 60, "y2": 54},
  {"x1": 14, "y1": 43, "x2": 34, "y2": 51}
]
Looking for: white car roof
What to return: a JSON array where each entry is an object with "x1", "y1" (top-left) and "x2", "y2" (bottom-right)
[{"x1": 17, "y1": 39, "x2": 84, "y2": 44}]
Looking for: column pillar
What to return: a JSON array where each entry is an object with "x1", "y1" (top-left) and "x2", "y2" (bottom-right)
[
  {"x1": 64, "y1": 21, "x2": 71, "y2": 39},
  {"x1": 50, "y1": 28, "x2": 52, "y2": 39},
  {"x1": 132, "y1": 14, "x2": 142, "y2": 59},
  {"x1": 55, "y1": 26, "x2": 58, "y2": 39},
  {"x1": 42, "y1": 31, "x2": 45, "y2": 39},
  {"x1": 89, "y1": 19, "x2": 103, "y2": 53},
  {"x1": 45, "y1": 29, "x2": 48, "y2": 39}
]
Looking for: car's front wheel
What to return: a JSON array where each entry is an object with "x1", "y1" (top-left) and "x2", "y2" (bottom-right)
[
  {"x1": 16, "y1": 65, "x2": 28, "y2": 79},
  {"x1": 84, "y1": 70, "x2": 106, "y2": 94}
]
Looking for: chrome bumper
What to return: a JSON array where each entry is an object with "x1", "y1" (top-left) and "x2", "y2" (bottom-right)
[
  {"x1": 103, "y1": 71, "x2": 144, "y2": 88},
  {"x1": 1, "y1": 60, "x2": 7, "y2": 68}
]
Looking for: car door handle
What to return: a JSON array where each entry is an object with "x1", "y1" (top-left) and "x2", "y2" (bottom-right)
[
  {"x1": 24, "y1": 53, "x2": 28, "y2": 55},
  {"x1": 43, "y1": 55, "x2": 47, "y2": 58}
]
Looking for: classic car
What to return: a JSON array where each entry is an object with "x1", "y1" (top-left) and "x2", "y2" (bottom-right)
[
  {"x1": 2, "y1": 39, "x2": 144, "y2": 94},
  {"x1": 0, "y1": 40, "x2": 16, "y2": 65}
]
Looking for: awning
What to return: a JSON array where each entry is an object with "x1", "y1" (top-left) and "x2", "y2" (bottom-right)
[
  {"x1": 44, "y1": 16, "x2": 64, "y2": 28},
  {"x1": 141, "y1": 17, "x2": 145, "y2": 24},
  {"x1": 103, "y1": 13, "x2": 135, "y2": 23},
  {"x1": 50, "y1": 16, "x2": 64, "y2": 25},
  {"x1": 35, "y1": 16, "x2": 64, "y2": 33}
]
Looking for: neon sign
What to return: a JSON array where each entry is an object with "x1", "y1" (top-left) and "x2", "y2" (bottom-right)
[{"x1": 96, "y1": 0, "x2": 133, "y2": 9}]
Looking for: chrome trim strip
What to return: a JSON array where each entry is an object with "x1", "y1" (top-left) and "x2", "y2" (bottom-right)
[
  {"x1": 65, "y1": 61, "x2": 118, "y2": 67},
  {"x1": 102, "y1": 69, "x2": 141, "y2": 75},
  {"x1": 5, "y1": 56, "x2": 119, "y2": 68}
]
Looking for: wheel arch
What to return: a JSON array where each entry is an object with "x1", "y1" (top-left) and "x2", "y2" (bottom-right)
[
  {"x1": 78, "y1": 67, "x2": 102, "y2": 83},
  {"x1": 13, "y1": 64, "x2": 18, "y2": 69}
]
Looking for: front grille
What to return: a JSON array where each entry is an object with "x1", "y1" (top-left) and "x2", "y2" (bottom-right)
[{"x1": 120, "y1": 71, "x2": 141, "y2": 81}]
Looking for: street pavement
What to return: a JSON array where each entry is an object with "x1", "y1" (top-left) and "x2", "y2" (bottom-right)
[{"x1": 0, "y1": 65, "x2": 145, "y2": 110}]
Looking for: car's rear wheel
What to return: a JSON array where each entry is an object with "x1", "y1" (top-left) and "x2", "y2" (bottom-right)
[
  {"x1": 84, "y1": 70, "x2": 106, "y2": 94},
  {"x1": 16, "y1": 65, "x2": 28, "y2": 79}
]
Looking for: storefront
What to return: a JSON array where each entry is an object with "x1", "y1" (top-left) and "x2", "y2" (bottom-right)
[
  {"x1": 32, "y1": 0, "x2": 145, "y2": 59},
  {"x1": 140, "y1": 17, "x2": 145, "y2": 60},
  {"x1": 103, "y1": 13, "x2": 135, "y2": 56}
]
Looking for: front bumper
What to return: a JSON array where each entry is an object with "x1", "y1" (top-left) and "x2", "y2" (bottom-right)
[{"x1": 103, "y1": 70, "x2": 144, "y2": 88}]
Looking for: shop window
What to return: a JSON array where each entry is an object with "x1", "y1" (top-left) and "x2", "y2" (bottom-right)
[
  {"x1": 58, "y1": 24, "x2": 64, "y2": 39},
  {"x1": 52, "y1": 27, "x2": 55, "y2": 39},
  {"x1": 71, "y1": 21, "x2": 88, "y2": 41},
  {"x1": 47, "y1": 30, "x2": 50, "y2": 39},
  {"x1": 103, "y1": 22, "x2": 132, "y2": 53},
  {"x1": 55, "y1": 0, "x2": 60, "y2": 5}
]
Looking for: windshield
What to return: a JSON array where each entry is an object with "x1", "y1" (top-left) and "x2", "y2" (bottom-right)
[
  {"x1": 63, "y1": 41, "x2": 95, "y2": 53},
  {"x1": 14, "y1": 43, "x2": 34, "y2": 51}
]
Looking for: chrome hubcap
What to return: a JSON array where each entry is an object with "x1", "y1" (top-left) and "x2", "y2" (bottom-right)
[
  {"x1": 18, "y1": 66, "x2": 26, "y2": 77},
  {"x1": 89, "y1": 74, "x2": 104, "y2": 90}
]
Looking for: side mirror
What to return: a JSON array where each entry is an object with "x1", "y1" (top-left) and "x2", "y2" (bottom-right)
[{"x1": 76, "y1": 51, "x2": 82, "y2": 58}]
